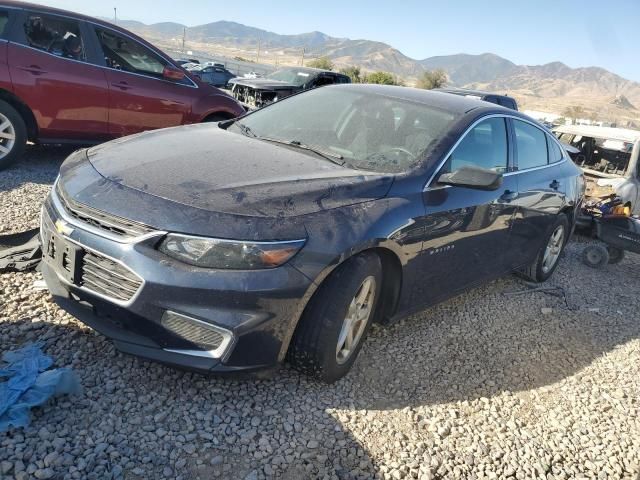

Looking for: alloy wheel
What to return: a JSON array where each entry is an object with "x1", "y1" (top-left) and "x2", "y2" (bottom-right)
[
  {"x1": 336, "y1": 276, "x2": 376, "y2": 365},
  {"x1": 0, "y1": 113, "x2": 16, "y2": 160},
  {"x1": 542, "y1": 225, "x2": 565, "y2": 274}
]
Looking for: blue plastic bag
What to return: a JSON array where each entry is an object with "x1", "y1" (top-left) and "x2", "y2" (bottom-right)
[{"x1": 0, "y1": 343, "x2": 81, "y2": 431}]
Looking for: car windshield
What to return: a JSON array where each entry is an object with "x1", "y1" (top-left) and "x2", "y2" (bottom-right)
[
  {"x1": 265, "y1": 69, "x2": 315, "y2": 86},
  {"x1": 230, "y1": 87, "x2": 457, "y2": 173}
]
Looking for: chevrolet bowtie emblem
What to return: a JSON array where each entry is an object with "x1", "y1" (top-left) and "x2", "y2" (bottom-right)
[{"x1": 55, "y1": 219, "x2": 74, "y2": 236}]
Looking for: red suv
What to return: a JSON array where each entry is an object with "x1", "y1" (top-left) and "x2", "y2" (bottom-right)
[{"x1": 0, "y1": 2, "x2": 245, "y2": 169}]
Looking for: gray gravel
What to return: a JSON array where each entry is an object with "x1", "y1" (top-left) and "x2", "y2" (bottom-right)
[{"x1": 1, "y1": 149, "x2": 639, "y2": 480}]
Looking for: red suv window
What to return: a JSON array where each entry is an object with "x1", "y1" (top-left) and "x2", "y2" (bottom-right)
[
  {"x1": 0, "y1": 11, "x2": 9, "y2": 38},
  {"x1": 22, "y1": 13, "x2": 87, "y2": 62}
]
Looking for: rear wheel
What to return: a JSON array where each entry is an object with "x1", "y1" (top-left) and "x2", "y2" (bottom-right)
[
  {"x1": 203, "y1": 113, "x2": 231, "y2": 123},
  {"x1": 519, "y1": 215, "x2": 569, "y2": 282},
  {"x1": 287, "y1": 252, "x2": 382, "y2": 383},
  {"x1": 0, "y1": 100, "x2": 27, "y2": 170},
  {"x1": 582, "y1": 244, "x2": 609, "y2": 268},
  {"x1": 607, "y1": 246, "x2": 625, "y2": 264}
]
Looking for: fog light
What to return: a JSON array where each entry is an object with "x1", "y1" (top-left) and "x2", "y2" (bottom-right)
[{"x1": 161, "y1": 311, "x2": 234, "y2": 359}]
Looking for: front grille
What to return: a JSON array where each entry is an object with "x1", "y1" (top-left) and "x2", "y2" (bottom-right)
[
  {"x1": 80, "y1": 250, "x2": 143, "y2": 302},
  {"x1": 161, "y1": 312, "x2": 225, "y2": 351},
  {"x1": 55, "y1": 182, "x2": 154, "y2": 238}
]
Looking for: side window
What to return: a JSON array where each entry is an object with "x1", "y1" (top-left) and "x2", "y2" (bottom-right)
[
  {"x1": 442, "y1": 118, "x2": 508, "y2": 174},
  {"x1": 95, "y1": 27, "x2": 167, "y2": 77},
  {"x1": 0, "y1": 11, "x2": 9, "y2": 39},
  {"x1": 22, "y1": 12, "x2": 87, "y2": 61},
  {"x1": 513, "y1": 119, "x2": 548, "y2": 170},
  {"x1": 547, "y1": 135, "x2": 564, "y2": 163}
]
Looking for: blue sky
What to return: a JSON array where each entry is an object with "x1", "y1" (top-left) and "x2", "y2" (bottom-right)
[{"x1": 38, "y1": 0, "x2": 640, "y2": 81}]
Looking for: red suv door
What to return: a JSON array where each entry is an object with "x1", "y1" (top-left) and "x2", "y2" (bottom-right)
[
  {"x1": 7, "y1": 10, "x2": 110, "y2": 141},
  {"x1": 90, "y1": 25, "x2": 195, "y2": 137}
]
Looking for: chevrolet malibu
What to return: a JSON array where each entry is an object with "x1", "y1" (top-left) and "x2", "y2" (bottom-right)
[{"x1": 40, "y1": 85, "x2": 584, "y2": 383}]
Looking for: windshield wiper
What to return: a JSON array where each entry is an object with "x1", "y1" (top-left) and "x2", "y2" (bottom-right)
[{"x1": 260, "y1": 137, "x2": 345, "y2": 166}]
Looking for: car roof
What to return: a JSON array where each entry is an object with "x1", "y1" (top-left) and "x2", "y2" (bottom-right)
[
  {"x1": 554, "y1": 125, "x2": 640, "y2": 143},
  {"x1": 436, "y1": 87, "x2": 513, "y2": 99},
  {"x1": 328, "y1": 84, "x2": 520, "y2": 116},
  {"x1": 276, "y1": 66, "x2": 346, "y2": 75},
  {"x1": 2, "y1": 1, "x2": 151, "y2": 43}
]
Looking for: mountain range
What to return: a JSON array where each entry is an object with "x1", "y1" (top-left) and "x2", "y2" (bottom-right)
[{"x1": 114, "y1": 19, "x2": 639, "y2": 123}]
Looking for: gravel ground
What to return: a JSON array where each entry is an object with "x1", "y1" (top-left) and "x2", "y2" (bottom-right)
[{"x1": 1, "y1": 149, "x2": 639, "y2": 480}]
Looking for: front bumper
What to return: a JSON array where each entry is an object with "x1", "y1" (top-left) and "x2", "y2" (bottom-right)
[{"x1": 40, "y1": 192, "x2": 313, "y2": 373}]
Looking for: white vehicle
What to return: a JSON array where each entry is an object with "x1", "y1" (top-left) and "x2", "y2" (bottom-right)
[{"x1": 554, "y1": 125, "x2": 640, "y2": 214}]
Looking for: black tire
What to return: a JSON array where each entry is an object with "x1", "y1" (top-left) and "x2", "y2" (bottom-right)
[
  {"x1": 519, "y1": 215, "x2": 570, "y2": 282},
  {"x1": 582, "y1": 244, "x2": 609, "y2": 268},
  {"x1": 607, "y1": 246, "x2": 625, "y2": 265},
  {"x1": 0, "y1": 100, "x2": 28, "y2": 170},
  {"x1": 287, "y1": 252, "x2": 382, "y2": 383}
]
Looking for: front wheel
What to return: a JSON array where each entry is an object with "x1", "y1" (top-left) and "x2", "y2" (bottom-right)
[
  {"x1": 287, "y1": 252, "x2": 382, "y2": 383},
  {"x1": 0, "y1": 100, "x2": 27, "y2": 170},
  {"x1": 519, "y1": 215, "x2": 569, "y2": 282}
]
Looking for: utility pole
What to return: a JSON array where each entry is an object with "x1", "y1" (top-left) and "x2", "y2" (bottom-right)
[
  {"x1": 256, "y1": 37, "x2": 261, "y2": 64},
  {"x1": 182, "y1": 27, "x2": 186, "y2": 53},
  {"x1": 301, "y1": 47, "x2": 305, "y2": 66},
  {"x1": 113, "y1": 7, "x2": 117, "y2": 24}
]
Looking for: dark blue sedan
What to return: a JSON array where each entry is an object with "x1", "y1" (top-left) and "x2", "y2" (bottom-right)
[{"x1": 40, "y1": 85, "x2": 584, "y2": 382}]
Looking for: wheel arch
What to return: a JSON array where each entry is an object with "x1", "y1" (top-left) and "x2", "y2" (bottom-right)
[
  {"x1": 0, "y1": 89, "x2": 38, "y2": 142},
  {"x1": 278, "y1": 244, "x2": 404, "y2": 362}
]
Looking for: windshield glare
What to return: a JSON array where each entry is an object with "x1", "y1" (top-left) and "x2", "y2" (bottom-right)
[
  {"x1": 266, "y1": 69, "x2": 314, "y2": 86},
  {"x1": 233, "y1": 87, "x2": 457, "y2": 173}
]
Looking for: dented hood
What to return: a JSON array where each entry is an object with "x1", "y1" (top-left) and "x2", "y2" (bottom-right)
[{"x1": 86, "y1": 123, "x2": 393, "y2": 218}]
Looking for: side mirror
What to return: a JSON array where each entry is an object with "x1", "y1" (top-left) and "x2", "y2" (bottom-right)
[
  {"x1": 163, "y1": 65, "x2": 186, "y2": 81},
  {"x1": 438, "y1": 166, "x2": 503, "y2": 191}
]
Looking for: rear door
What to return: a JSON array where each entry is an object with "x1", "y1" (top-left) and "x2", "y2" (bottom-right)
[
  {"x1": 508, "y1": 118, "x2": 567, "y2": 266},
  {"x1": 417, "y1": 116, "x2": 519, "y2": 305},
  {"x1": 89, "y1": 24, "x2": 197, "y2": 136},
  {"x1": 0, "y1": 8, "x2": 13, "y2": 92},
  {"x1": 7, "y1": 9, "x2": 110, "y2": 141}
]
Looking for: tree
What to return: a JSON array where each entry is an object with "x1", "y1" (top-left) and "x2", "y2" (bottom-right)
[
  {"x1": 363, "y1": 71, "x2": 398, "y2": 85},
  {"x1": 563, "y1": 106, "x2": 585, "y2": 120},
  {"x1": 339, "y1": 65, "x2": 362, "y2": 83},
  {"x1": 416, "y1": 69, "x2": 448, "y2": 90},
  {"x1": 306, "y1": 56, "x2": 334, "y2": 71}
]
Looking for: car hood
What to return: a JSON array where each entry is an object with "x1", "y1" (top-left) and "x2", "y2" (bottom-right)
[
  {"x1": 229, "y1": 78, "x2": 300, "y2": 90},
  {"x1": 86, "y1": 123, "x2": 393, "y2": 218}
]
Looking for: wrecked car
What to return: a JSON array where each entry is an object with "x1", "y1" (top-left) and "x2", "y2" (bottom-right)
[
  {"x1": 228, "y1": 67, "x2": 350, "y2": 110},
  {"x1": 38, "y1": 85, "x2": 583, "y2": 383},
  {"x1": 554, "y1": 125, "x2": 640, "y2": 214}
]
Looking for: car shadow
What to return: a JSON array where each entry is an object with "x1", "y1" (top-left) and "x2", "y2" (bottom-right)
[
  {"x1": 1, "y1": 243, "x2": 638, "y2": 479},
  {"x1": 0, "y1": 144, "x2": 76, "y2": 193}
]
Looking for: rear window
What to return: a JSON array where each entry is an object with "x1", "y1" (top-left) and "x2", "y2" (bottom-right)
[
  {"x1": 547, "y1": 135, "x2": 564, "y2": 163},
  {"x1": 0, "y1": 11, "x2": 8, "y2": 38},
  {"x1": 22, "y1": 12, "x2": 87, "y2": 61},
  {"x1": 514, "y1": 119, "x2": 548, "y2": 170}
]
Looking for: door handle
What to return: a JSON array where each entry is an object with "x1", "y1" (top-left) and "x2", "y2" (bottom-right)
[
  {"x1": 550, "y1": 180, "x2": 560, "y2": 190},
  {"x1": 18, "y1": 65, "x2": 47, "y2": 75},
  {"x1": 111, "y1": 82, "x2": 132, "y2": 91},
  {"x1": 500, "y1": 190, "x2": 519, "y2": 202}
]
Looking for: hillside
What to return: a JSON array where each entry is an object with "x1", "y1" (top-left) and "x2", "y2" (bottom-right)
[{"x1": 114, "y1": 18, "x2": 640, "y2": 123}]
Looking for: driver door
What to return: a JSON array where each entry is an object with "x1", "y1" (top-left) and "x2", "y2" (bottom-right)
[
  {"x1": 89, "y1": 25, "x2": 194, "y2": 137},
  {"x1": 413, "y1": 116, "x2": 519, "y2": 306}
]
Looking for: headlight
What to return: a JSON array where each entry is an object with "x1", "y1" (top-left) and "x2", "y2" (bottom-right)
[{"x1": 159, "y1": 234, "x2": 305, "y2": 270}]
